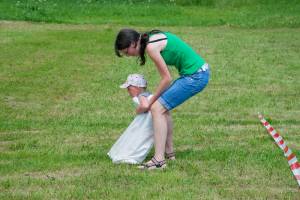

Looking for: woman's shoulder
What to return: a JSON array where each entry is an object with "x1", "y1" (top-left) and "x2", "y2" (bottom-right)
[
  {"x1": 149, "y1": 33, "x2": 167, "y2": 41},
  {"x1": 147, "y1": 33, "x2": 168, "y2": 53}
]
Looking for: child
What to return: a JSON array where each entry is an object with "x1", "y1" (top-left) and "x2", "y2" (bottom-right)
[{"x1": 107, "y1": 74, "x2": 154, "y2": 164}]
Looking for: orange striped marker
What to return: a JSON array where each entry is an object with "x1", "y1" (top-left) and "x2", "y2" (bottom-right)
[{"x1": 258, "y1": 113, "x2": 300, "y2": 187}]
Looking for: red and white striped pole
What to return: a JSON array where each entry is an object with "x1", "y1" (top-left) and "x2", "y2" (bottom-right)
[{"x1": 258, "y1": 113, "x2": 300, "y2": 187}]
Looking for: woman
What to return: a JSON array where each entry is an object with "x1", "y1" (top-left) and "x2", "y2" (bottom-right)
[{"x1": 114, "y1": 29, "x2": 210, "y2": 170}]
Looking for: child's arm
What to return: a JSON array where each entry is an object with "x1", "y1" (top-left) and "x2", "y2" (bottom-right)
[{"x1": 136, "y1": 95, "x2": 149, "y2": 113}]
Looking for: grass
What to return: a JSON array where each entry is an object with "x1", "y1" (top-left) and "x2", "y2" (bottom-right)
[
  {"x1": 0, "y1": 1, "x2": 300, "y2": 199},
  {"x1": 0, "y1": 21, "x2": 299, "y2": 199},
  {"x1": 0, "y1": 0, "x2": 299, "y2": 28}
]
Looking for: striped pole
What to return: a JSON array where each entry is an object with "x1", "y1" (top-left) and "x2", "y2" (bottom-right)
[{"x1": 258, "y1": 113, "x2": 300, "y2": 187}]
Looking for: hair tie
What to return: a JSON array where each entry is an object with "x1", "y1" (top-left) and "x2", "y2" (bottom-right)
[{"x1": 142, "y1": 33, "x2": 148, "y2": 39}]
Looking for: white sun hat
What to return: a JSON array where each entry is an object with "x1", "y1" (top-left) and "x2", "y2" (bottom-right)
[{"x1": 120, "y1": 74, "x2": 147, "y2": 88}]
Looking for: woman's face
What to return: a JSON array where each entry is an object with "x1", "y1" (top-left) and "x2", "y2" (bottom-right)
[{"x1": 120, "y1": 42, "x2": 140, "y2": 57}]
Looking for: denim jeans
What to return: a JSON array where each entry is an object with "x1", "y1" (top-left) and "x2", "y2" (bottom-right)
[{"x1": 158, "y1": 66, "x2": 210, "y2": 110}]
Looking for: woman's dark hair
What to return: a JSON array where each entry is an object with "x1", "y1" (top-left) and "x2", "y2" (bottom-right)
[{"x1": 115, "y1": 29, "x2": 162, "y2": 65}]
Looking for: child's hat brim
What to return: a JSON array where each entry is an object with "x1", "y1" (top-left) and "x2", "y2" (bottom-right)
[{"x1": 120, "y1": 82, "x2": 130, "y2": 88}]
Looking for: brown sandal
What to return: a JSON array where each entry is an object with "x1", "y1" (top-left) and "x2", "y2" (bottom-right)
[
  {"x1": 138, "y1": 157, "x2": 167, "y2": 170},
  {"x1": 166, "y1": 152, "x2": 176, "y2": 160}
]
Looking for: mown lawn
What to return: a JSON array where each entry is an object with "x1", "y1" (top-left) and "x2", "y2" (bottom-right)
[
  {"x1": 0, "y1": 20, "x2": 299, "y2": 199},
  {"x1": 0, "y1": 0, "x2": 300, "y2": 199}
]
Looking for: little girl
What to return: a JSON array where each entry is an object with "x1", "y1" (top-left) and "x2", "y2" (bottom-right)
[{"x1": 107, "y1": 74, "x2": 154, "y2": 164}]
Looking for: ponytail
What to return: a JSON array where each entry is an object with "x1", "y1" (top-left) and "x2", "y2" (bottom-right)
[{"x1": 139, "y1": 32, "x2": 149, "y2": 65}]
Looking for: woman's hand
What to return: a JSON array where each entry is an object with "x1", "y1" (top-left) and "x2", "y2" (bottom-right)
[
  {"x1": 136, "y1": 95, "x2": 150, "y2": 114},
  {"x1": 136, "y1": 104, "x2": 150, "y2": 114}
]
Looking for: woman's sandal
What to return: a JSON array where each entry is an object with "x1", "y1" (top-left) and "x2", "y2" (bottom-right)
[
  {"x1": 166, "y1": 152, "x2": 176, "y2": 160},
  {"x1": 138, "y1": 157, "x2": 167, "y2": 170}
]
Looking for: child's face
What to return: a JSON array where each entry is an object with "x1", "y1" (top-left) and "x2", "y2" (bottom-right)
[{"x1": 127, "y1": 85, "x2": 144, "y2": 97}]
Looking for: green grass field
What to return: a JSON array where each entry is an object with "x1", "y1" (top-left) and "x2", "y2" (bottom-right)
[
  {"x1": 0, "y1": 0, "x2": 300, "y2": 28},
  {"x1": 1, "y1": 1, "x2": 300, "y2": 199}
]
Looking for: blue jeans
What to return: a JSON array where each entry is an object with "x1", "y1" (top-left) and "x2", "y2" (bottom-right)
[{"x1": 158, "y1": 66, "x2": 210, "y2": 111}]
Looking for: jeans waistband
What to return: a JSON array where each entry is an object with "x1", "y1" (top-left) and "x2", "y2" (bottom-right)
[{"x1": 197, "y1": 63, "x2": 209, "y2": 73}]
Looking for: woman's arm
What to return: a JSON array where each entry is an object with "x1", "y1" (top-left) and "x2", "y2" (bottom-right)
[
  {"x1": 138, "y1": 95, "x2": 150, "y2": 110},
  {"x1": 146, "y1": 44, "x2": 172, "y2": 108}
]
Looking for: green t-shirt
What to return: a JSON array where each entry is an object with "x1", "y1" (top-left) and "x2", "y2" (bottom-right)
[{"x1": 158, "y1": 32, "x2": 205, "y2": 75}]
